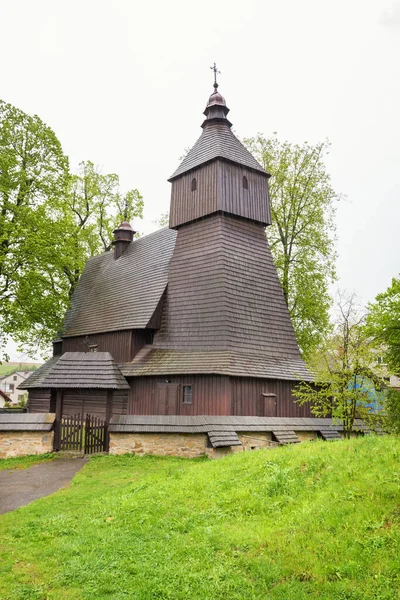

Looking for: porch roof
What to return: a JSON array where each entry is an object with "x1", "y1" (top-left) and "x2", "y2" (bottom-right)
[{"x1": 21, "y1": 352, "x2": 130, "y2": 390}]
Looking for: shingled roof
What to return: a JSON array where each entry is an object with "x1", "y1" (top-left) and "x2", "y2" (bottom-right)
[
  {"x1": 18, "y1": 355, "x2": 61, "y2": 390},
  {"x1": 121, "y1": 349, "x2": 312, "y2": 381},
  {"x1": 169, "y1": 122, "x2": 267, "y2": 180},
  {"x1": 63, "y1": 227, "x2": 177, "y2": 338},
  {"x1": 37, "y1": 352, "x2": 130, "y2": 389},
  {"x1": 0, "y1": 413, "x2": 55, "y2": 432},
  {"x1": 119, "y1": 214, "x2": 311, "y2": 382},
  {"x1": 109, "y1": 415, "x2": 363, "y2": 434}
]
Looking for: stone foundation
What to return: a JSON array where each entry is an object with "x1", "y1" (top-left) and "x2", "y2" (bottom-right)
[
  {"x1": 109, "y1": 432, "x2": 209, "y2": 458},
  {"x1": 0, "y1": 431, "x2": 54, "y2": 459},
  {"x1": 109, "y1": 431, "x2": 281, "y2": 459},
  {"x1": 239, "y1": 431, "x2": 276, "y2": 449},
  {"x1": 109, "y1": 427, "x2": 345, "y2": 459},
  {"x1": 297, "y1": 431, "x2": 318, "y2": 442}
]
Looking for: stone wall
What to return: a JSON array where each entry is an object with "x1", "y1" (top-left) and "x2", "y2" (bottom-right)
[
  {"x1": 110, "y1": 431, "x2": 281, "y2": 459},
  {"x1": 109, "y1": 429, "x2": 344, "y2": 459},
  {"x1": 109, "y1": 432, "x2": 209, "y2": 458},
  {"x1": 239, "y1": 431, "x2": 276, "y2": 449},
  {"x1": 0, "y1": 431, "x2": 54, "y2": 459},
  {"x1": 297, "y1": 431, "x2": 318, "y2": 442}
]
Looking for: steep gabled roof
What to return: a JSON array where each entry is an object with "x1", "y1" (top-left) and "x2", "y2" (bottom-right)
[
  {"x1": 169, "y1": 122, "x2": 267, "y2": 180},
  {"x1": 63, "y1": 227, "x2": 177, "y2": 338},
  {"x1": 39, "y1": 352, "x2": 130, "y2": 389}
]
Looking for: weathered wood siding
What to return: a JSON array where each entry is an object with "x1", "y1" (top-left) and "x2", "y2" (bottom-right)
[
  {"x1": 231, "y1": 378, "x2": 312, "y2": 418},
  {"x1": 154, "y1": 214, "x2": 301, "y2": 359},
  {"x1": 169, "y1": 162, "x2": 218, "y2": 228},
  {"x1": 62, "y1": 390, "x2": 128, "y2": 419},
  {"x1": 128, "y1": 375, "x2": 311, "y2": 417},
  {"x1": 27, "y1": 389, "x2": 52, "y2": 413},
  {"x1": 128, "y1": 375, "x2": 231, "y2": 415},
  {"x1": 217, "y1": 161, "x2": 271, "y2": 225},
  {"x1": 62, "y1": 330, "x2": 150, "y2": 363},
  {"x1": 169, "y1": 160, "x2": 270, "y2": 229}
]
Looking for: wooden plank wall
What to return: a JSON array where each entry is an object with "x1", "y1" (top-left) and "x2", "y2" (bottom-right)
[
  {"x1": 217, "y1": 161, "x2": 271, "y2": 225},
  {"x1": 27, "y1": 389, "x2": 51, "y2": 413},
  {"x1": 169, "y1": 162, "x2": 218, "y2": 228},
  {"x1": 128, "y1": 375, "x2": 311, "y2": 418},
  {"x1": 62, "y1": 330, "x2": 148, "y2": 363},
  {"x1": 169, "y1": 160, "x2": 271, "y2": 229},
  {"x1": 62, "y1": 390, "x2": 128, "y2": 419},
  {"x1": 128, "y1": 375, "x2": 231, "y2": 415},
  {"x1": 232, "y1": 378, "x2": 312, "y2": 418}
]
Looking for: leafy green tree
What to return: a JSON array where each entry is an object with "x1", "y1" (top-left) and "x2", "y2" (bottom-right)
[
  {"x1": 0, "y1": 99, "x2": 70, "y2": 357},
  {"x1": 61, "y1": 160, "x2": 143, "y2": 298},
  {"x1": 243, "y1": 134, "x2": 338, "y2": 360},
  {"x1": 366, "y1": 276, "x2": 400, "y2": 375},
  {"x1": 366, "y1": 276, "x2": 400, "y2": 433},
  {"x1": 384, "y1": 388, "x2": 400, "y2": 434},
  {"x1": 294, "y1": 294, "x2": 386, "y2": 437},
  {"x1": 0, "y1": 101, "x2": 143, "y2": 357}
]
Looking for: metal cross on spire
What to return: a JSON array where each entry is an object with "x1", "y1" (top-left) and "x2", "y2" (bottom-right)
[{"x1": 210, "y1": 62, "x2": 221, "y2": 90}]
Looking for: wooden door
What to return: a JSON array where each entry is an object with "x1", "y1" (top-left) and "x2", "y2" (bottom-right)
[
  {"x1": 262, "y1": 393, "x2": 277, "y2": 416},
  {"x1": 155, "y1": 383, "x2": 180, "y2": 415}
]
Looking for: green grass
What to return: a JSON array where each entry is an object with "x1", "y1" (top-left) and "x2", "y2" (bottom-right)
[
  {"x1": 0, "y1": 453, "x2": 56, "y2": 472},
  {"x1": 1, "y1": 436, "x2": 400, "y2": 599},
  {"x1": 0, "y1": 362, "x2": 40, "y2": 377}
]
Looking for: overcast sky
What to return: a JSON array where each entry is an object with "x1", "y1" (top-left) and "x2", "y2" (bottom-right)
[{"x1": 2, "y1": 0, "x2": 399, "y2": 360}]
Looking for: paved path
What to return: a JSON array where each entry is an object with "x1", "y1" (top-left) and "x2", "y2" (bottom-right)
[{"x1": 0, "y1": 458, "x2": 88, "y2": 514}]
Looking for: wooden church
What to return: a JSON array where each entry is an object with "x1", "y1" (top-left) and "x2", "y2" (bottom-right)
[{"x1": 21, "y1": 77, "x2": 313, "y2": 425}]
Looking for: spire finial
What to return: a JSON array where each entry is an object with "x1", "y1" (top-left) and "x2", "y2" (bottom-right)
[{"x1": 210, "y1": 62, "x2": 220, "y2": 91}]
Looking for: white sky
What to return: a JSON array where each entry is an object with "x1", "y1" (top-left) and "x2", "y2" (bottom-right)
[{"x1": 1, "y1": 0, "x2": 399, "y2": 360}]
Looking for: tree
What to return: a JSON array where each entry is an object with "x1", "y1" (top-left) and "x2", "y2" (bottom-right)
[
  {"x1": 0, "y1": 99, "x2": 70, "y2": 357},
  {"x1": 294, "y1": 293, "x2": 386, "y2": 438},
  {"x1": 243, "y1": 134, "x2": 338, "y2": 360},
  {"x1": 0, "y1": 101, "x2": 143, "y2": 357},
  {"x1": 60, "y1": 161, "x2": 143, "y2": 299},
  {"x1": 366, "y1": 276, "x2": 400, "y2": 434},
  {"x1": 366, "y1": 276, "x2": 400, "y2": 375}
]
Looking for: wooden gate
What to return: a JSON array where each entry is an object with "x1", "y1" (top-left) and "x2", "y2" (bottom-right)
[
  {"x1": 84, "y1": 414, "x2": 107, "y2": 454},
  {"x1": 58, "y1": 413, "x2": 107, "y2": 454}
]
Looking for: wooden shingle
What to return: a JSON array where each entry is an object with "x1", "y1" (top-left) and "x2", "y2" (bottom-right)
[{"x1": 38, "y1": 352, "x2": 130, "y2": 390}]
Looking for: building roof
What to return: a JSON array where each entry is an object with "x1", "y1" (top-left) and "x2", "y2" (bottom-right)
[
  {"x1": 169, "y1": 121, "x2": 267, "y2": 181},
  {"x1": 121, "y1": 348, "x2": 312, "y2": 381},
  {"x1": 108, "y1": 415, "x2": 365, "y2": 434},
  {"x1": 22, "y1": 352, "x2": 129, "y2": 390},
  {"x1": 63, "y1": 227, "x2": 177, "y2": 338},
  {"x1": 18, "y1": 355, "x2": 61, "y2": 390},
  {"x1": 0, "y1": 413, "x2": 55, "y2": 432}
]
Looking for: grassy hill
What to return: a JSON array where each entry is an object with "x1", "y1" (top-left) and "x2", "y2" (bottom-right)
[
  {"x1": 0, "y1": 362, "x2": 42, "y2": 377},
  {"x1": 1, "y1": 436, "x2": 400, "y2": 599}
]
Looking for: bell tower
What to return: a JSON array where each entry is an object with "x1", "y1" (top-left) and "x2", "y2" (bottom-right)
[{"x1": 168, "y1": 73, "x2": 271, "y2": 229}]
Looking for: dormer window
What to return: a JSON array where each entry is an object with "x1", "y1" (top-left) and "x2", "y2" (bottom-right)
[
  {"x1": 191, "y1": 178, "x2": 197, "y2": 192},
  {"x1": 243, "y1": 176, "x2": 248, "y2": 190}
]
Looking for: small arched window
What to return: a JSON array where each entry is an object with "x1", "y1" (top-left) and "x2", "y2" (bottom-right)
[
  {"x1": 191, "y1": 177, "x2": 197, "y2": 192},
  {"x1": 243, "y1": 176, "x2": 249, "y2": 190}
]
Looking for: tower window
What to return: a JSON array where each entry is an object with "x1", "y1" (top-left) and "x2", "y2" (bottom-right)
[
  {"x1": 191, "y1": 178, "x2": 197, "y2": 192},
  {"x1": 243, "y1": 176, "x2": 249, "y2": 190},
  {"x1": 183, "y1": 385, "x2": 193, "y2": 404}
]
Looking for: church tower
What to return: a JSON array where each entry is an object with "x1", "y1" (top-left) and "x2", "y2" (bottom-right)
[
  {"x1": 129, "y1": 73, "x2": 312, "y2": 416},
  {"x1": 169, "y1": 76, "x2": 271, "y2": 228}
]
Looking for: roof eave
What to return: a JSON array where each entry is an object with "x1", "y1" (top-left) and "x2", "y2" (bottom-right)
[{"x1": 168, "y1": 156, "x2": 271, "y2": 182}]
